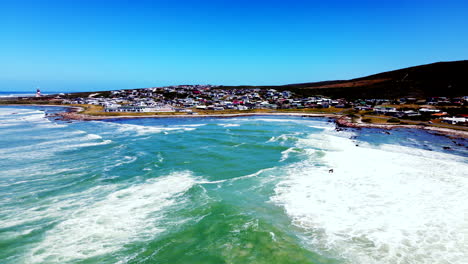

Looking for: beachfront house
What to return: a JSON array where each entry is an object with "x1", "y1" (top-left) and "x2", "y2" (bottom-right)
[
  {"x1": 105, "y1": 104, "x2": 175, "y2": 113},
  {"x1": 441, "y1": 116, "x2": 468, "y2": 125},
  {"x1": 373, "y1": 106, "x2": 398, "y2": 115},
  {"x1": 419, "y1": 108, "x2": 441, "y2": 114}
]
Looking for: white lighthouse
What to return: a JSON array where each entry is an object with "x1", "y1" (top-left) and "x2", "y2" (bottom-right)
[{"x1": 36, "y1": 88, "x2": 41, "y2": 97}]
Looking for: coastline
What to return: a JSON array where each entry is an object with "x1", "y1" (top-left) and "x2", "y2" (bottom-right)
[
  {"x1": 0, "y1": 103, "x2": 84, "y2": 112},
  {"x1": 2, "y1": 104, "x2": 467, "y2": 138},
  {"x1": 336, "y1": 115, "x2": 468, "y2": 138},
  {"x1": 57, "y1": 106, "x2": 468, "y2": 138},
  {"x1": 56, "y1": 110, "x2": 339, "y2": 120}
]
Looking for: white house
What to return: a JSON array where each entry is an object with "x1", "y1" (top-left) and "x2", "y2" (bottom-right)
[{"x1": 441, "y1": 117, "x2": 468, "y2": 125}]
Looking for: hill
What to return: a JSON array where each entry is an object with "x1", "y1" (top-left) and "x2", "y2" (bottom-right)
[
  {"x1": 56, "y1": 60, "x2": 468, "y2": 100},
  {"x1": 222, "y1": 60, "x2": 468, "y2": 99}
]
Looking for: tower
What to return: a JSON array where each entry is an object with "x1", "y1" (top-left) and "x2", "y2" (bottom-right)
[{"x1": 36, "y1": 88, "x2": 41, "y2": 97}]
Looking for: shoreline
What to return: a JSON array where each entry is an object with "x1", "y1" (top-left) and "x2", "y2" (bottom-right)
[
  {"x1": 56, "y1": 110, "x2": 339, "y2": 120},
  {"x1": 2, "y1": 104, "x2": 467, "y2": 138},
  {"x1": 57, "y1": 107, "x2": 468, "y2": 138},
  {"x1": 336, "y1": 115, "x2": 468, "y2": 138}
]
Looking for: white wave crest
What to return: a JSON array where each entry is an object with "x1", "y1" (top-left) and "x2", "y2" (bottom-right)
[
  {"x1": 107, "y1": 123, "x2": 196, "y2": 136},
  {"x1": 103, "y1": 155, "x2": 139, "y2": 171},
  {"x1": 218, "y1": 123, "x2": 240, "y2": 127},
  {"x1": 28, "y1": 171, "x2": 196, "y2": 263},
  {"x1": 65, "y1": 139, "x2": 112, "y2": 149},
  {"x1": 267, "y1": 132, "x2": 301, "y2": 144},
  {"x1": 0, "y1": 108, "x2": 68, "y2": 132},
  {"x1": 280, "y1": 147, "x2": 301, "y2": 162},
  {"x1": 180, "y1": 124, "x2": 207, "y2": 127}
]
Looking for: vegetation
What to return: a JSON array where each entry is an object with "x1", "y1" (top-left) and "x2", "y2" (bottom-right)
[
  {"x1": 360, "y1": 117, "x2": 395, "y2": 124},
  {"x1": 75, "y1": 105, "x2": 347, "y2": 117},
  {"x1": 222, "y1": 60, "x2": 468, "y2": 99},
  {"x1": 276, "y1": 107, "x2": 345, "y2": 114},
  {"x1": 62, "y1": 90, "x2": 113, "y2": 99},
  {"x1": 387, "y1": 118, "x2": 400, "y2": 123},
  {"x1": 76, "y1": 105, "x2": 275, "y2": 116}
]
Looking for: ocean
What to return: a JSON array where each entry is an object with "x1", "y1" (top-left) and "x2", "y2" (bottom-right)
[
  {"x1": 0, "y1": 92, "x2": 38, "y2": 98},
  {"x1": 0, "y1": 105, "x2": 467, "y2": 264}
]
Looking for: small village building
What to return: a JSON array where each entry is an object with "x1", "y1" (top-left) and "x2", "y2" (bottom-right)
[{"x1": 441, "y1": 117, "x2": 468, "y2": 125}]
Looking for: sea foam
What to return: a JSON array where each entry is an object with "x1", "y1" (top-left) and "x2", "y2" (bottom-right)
[
  {"x1": 28, "y1": 171, "x2": 196, "y2": 263},
  {"x1": 272, "y1": 132, "x2": 468, "y2": 264},
  {"x1": 104, "y1": 122, "x2": 197, "y2": 136}
]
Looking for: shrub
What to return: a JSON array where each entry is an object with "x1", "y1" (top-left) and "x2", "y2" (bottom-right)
[
  {"x1": 362, "y1": 118, "x2": 372, "y2": 123},
  {"x1": 387, "y1": 118, "x2": 400, "y2": 123}
]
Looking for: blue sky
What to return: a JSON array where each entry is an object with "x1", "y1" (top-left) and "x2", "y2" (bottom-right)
[{"x1": 1, "y1": 0, "x2": 467, "y2": 92}]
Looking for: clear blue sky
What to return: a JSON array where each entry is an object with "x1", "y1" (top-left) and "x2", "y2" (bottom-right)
[{"x1": 1, "y1": 0, "x2": 467, "y2": 92}]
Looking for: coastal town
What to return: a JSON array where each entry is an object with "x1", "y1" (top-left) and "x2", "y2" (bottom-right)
[
  {"x1": 51, "y1": 85, "x2": 468, "y2": 126},
  {"x1": 1, "y1": 85, "x2": 467, "y2": 127}
]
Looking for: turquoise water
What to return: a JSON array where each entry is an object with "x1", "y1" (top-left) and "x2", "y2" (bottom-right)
[{"x1": 1, "y1": 106, "x2": 467, "y2": 264}]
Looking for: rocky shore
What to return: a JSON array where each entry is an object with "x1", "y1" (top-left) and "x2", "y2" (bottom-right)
[{"x1": 336, "y1": 116, "x2": 468, "y2": 138}]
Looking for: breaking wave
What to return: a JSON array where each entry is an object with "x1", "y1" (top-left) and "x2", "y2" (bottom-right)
[
  {"x1": 272, "y1": 132, "x2": 468, "y2": 264},
  {"x1": 102, "y1": 122, "x2": 197, "y2": 136},
  {"x1": 28, "y1": 171, "x2": 197, "y2": 263}
]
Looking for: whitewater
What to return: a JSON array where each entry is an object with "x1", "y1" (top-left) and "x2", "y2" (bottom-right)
[{"x1": 0, "y1": 106, "x2": 467, "y2": 264}]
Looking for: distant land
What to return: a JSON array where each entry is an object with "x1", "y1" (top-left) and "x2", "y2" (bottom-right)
[
  {"x1": 1, "y1": 60, "x2": 467, "y2": 137},
  {"x1": 221, "y1": 60, "x2": 468, "y2": 99},
  {"x1": 2, "y1": 60, "x2": 467, "y2": 100}
]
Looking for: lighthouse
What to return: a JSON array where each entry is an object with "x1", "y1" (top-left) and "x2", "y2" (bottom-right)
[{"x1": 36, "y1": 88, "x2": 41, "y2": 97}]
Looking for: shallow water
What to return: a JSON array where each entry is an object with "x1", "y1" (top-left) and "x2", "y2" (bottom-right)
[{"x1": 0, "y1": 106, "x2": 467, "y2": 264}]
